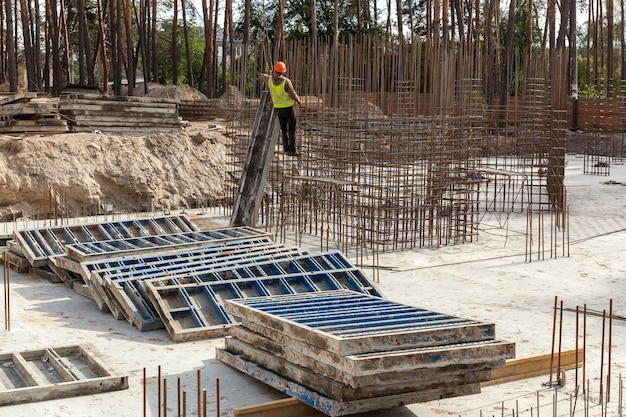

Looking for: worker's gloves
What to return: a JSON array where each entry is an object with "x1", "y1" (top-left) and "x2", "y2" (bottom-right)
[{"x1": 297, "y1": 100, "x2": 303, "y2": 108}]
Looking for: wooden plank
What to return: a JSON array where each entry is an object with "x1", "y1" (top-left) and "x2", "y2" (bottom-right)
[
  {"x1": 59, "y1": 95, "x2": 179, "y2": 105},
  {"x1": 68, "y1": 126, "x2": 180, "y2": 134},
  {"x1": 482, "y1": 348, "x2": 583, "y2": 386},
  {"x1": 234, "y1": 397, "x2": 324, "y2": 417},
  {"x1": 0, "y1": 92, "x2": 38, "y2": 106},
  {"x1": 216, "y1": 348, "x2": 482, "y2": 417},
  {"x1": 62, "y1": 105, "x2": 178, "y2": 115},
  {"x1": 69, "y1": 116, "x2": 180, "y2": 126}
]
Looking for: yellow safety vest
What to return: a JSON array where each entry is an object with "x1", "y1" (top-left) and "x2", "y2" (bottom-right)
[{"x1": 268, "y1": 78, "x2": 294, "y2": 108}]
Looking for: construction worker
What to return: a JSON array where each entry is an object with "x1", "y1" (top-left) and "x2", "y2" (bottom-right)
[{"x1": 259, "y1": 61, "x2": 303, "y2": 156}]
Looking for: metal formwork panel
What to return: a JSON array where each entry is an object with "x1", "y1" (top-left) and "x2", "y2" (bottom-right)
[
  {"x1": 0, "y1": 345, "x2": 128, "y2": 406},
  {"x1": 224, "y1": 290, "x2": 499, "y2": 356},
  {"x1": 12, "y1": 215, "x2": 199, "y2": 266},
  {"x1": 216, "y1": 347, "x2": 482, "y2": 417},
  {"x1": 82, "y1": 238, "x2": 305, "y2": 331},
  {"x1": 65, "y1": 226, "x2": 269, "y2": 261},
  {"x1": 145, "y1": 263, "x2": 381, "y2": 341}
]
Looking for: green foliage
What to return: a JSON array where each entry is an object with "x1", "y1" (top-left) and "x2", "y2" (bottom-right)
[
  {"x1": 234, "y1": 0, "x2": 385, "y2": 42},
  {"x1": 155, "y1": 18, "x2": 207, "y2": 87}
]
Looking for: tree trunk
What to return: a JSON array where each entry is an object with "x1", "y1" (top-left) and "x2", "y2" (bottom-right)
[
  {"x1": 331, "y1": 0, "x2": 338, "y2": 107},
  {"x1": 310, "y1": 0, "x2": 317, "y2": 94},
  {"x1": 212, "y1": 0, "x2": 219, "y2": 95},
  {"x1": 19, "y1": 0, "x2": 37, "y2": 91},
  {"x1": 4, "y1": 0, "x2": 18, "y2": 91},
  {"x1": 139, "y1": 0, "x2": 149, "y2": 94},
  {"x1": 182, "y1": 0, "x2": 194, "y2": 86},
  {"x1": 607, "y1": 0, "x2": 614, "y2": 96},
  {"x1": 241, "y1": 0, "x2": 250, "y2": 93},
  {"x1": 151, "y1": 0, "x2": 158, "y2": 82},
  {"x1": 485, "y1": 0, "x2": 495, "y2": 104},
  {"x1": 123, "y1": 0, "x2": 135, "y2": 95},
  {"x1": 500, "y1": 0, "x2": 516, "y2": 107},
  {"x1": 59, "y1": 0, "x2": 71, "y2": 87},
  {"x1": 97, "y1": 0, "x2": 109, "y2": 93},
  {"x1": 221, "y1": 1, "x2": 228, "y2": 92},
  {"x1": 48, "y1": 0, "x2": 62, "y2": 94},
  {"x1": 172, "y1": 0, "x2": 179, "y2": 84},
  {"x1": 227, "y1": 0, "x2": 234, "y2": 86},
  {"x1": 76, "y1": 0, "x2": 87, "y2": 85},
  {"x1": 616, "y1": 0, "x2": 626, "y2": 88},
  {"x1": 34, "y1": 0, "x2": 43, "y2": 90},
  {"x1": 275, "y1": 0, "x2": 285, "y2": 61}
]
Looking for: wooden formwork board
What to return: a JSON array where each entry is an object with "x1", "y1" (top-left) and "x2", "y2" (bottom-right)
[
  {"x1": 0, "y1": 344, "x2": 128, "y2": 406},
  {"x1": 224, "y1": 290, "x2": 498, "y2": 356},
  {"x1": 224, "y1": 337, "x2": 493, "y2": 401},
  {"x1": 216, "y1": 348, "x2": 482, "y2": 417}
]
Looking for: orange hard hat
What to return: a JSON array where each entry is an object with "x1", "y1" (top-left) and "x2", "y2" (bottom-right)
[{"x1": 274, "y1": 61, "x2": 287, "y2": 73}]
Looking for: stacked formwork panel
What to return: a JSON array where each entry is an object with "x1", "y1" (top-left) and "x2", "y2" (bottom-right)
[{"x1": 217, "y1": 290, "x2": 515, "y2": 416}]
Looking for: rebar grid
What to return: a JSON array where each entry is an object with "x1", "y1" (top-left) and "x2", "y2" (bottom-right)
[{"x1": 224, "y1": 39, "x2": 568, "y2": 261}]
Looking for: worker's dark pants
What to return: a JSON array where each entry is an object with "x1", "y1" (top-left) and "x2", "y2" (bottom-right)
[{"x1": 275, "y1": 106, "x2": 297, "y2": 152}]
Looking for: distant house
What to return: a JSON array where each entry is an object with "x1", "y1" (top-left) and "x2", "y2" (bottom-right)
[{"x1": 215, "y1": 31, "x2": 243, "y2": 65}]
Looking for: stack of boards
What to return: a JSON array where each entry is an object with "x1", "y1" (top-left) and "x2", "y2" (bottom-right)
[{"x1": 217, "y1": 290, "x2": 515, "y2": 416}]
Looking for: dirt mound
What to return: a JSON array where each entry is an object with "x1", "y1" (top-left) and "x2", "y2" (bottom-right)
[
  {"x1": 146, "y1": 83, "x2": 208, "y2": 101},
  {"x1": 0, "y1": 124, "x2": 231, "y2": 219},
  {"x1": 219, "y1": 85, "x2": 247, "y2": 105}
]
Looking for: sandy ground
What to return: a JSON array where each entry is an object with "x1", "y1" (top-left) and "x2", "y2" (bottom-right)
[{"x1": 1, "y1": 155, "x2": 625, "y2": 417}]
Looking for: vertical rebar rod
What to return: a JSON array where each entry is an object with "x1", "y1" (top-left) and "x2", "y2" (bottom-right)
[
  {"x1": 537, "y1": 390, "x2": 540, "y2": 417},
  {"x1": 203, "y1": 389, "x2": 207, "y2": 417},
  {"x1": 608, "y1": 299, "x2": 613, "y2": 403},
  {"x1": 3, "y1": 252, "x2": 9, "y2": 331},
  {"x1": 197, "y1": 369, "x2": 202, "y2": 417},
  {"x1": 143, "y1": 367, "x2": 147, "y2": 417},
  {"x1": 158, "y1": 365, "x2": 162, "y2": 417},
  {"x1": 557, "y1": 300, "x2": 564, "y2": 385},
  {"x1": 549, "y1": 296, "x2": 558, "y2": 385},
  {"x1": 583, "y1": 304, "x2": 587, "y2": 394},
  {"x1": 576, "y1": 305, "x2": 580, "y2": 390},
  {"x1": 216, "y1": 378, "x2": 220, "y2": 417},
  {"x1": 177, "y1": 377, "x2": 181, "y2": 417},
  {"x1": 163, "y1": 378, "x2": 167, "y2": 417},
  {"x1": 601, "y1": 309, "x2": 606, "y2": 404}
]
